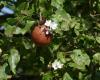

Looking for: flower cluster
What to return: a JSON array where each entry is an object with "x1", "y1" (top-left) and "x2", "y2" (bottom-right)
[
  {"x1": 44, "y1": 20, "x2": 58, "y2": 35},
  {"x1": 44, "y1": 20, "x2": 58, "y2": 30},
  {"x1": 52, "y1": 60, "x2": 63, "y2": 70}
]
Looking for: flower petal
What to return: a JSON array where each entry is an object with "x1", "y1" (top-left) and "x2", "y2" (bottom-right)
[
  {"x1": 44, "y1": 20, "x2": 51, "y2": 26},
  {"x1": 50, "y1": 22, "x2": 58, "y2": 30},
  {"x1": 45, "y1": 31, "x2": 49, "y2": 35},
  {"x1": 52, "y1": 60, "x2": 63, "y2": 70}
]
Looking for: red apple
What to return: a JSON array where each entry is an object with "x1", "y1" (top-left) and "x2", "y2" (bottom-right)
[{"x1": 32, "y1": 25, "x2": 52, "y2": 46}]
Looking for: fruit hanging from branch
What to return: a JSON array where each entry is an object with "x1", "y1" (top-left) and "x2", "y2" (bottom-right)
[
  {"x1": 32, "y1": 19, "x2": 58, "y2": 46},
  {"x1": 32, "y1": 25, "x2": 52, "y2": 46}
]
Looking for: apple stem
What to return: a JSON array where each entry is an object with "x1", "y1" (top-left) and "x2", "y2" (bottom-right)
[{"x1": 39, "y1": 12, "x2": 42, "y2": 21}]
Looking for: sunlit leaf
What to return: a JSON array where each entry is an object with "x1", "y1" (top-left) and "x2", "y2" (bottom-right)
[
  {"x1": 63, "y1": 72, "x2": 73, "y2": 80},
  {"x1": 52, "y1": 9, "x2": 71, "y2": 22},
  {"x1": 52, "y1": 44, "x2": 60, "y2": 51},
  {"x1": 0, "y1": 63, "x2": 8, "y2": 80},
  {"x1": 8, "y1": 48, "x2": 20, "y2": 74},
  {"x1": 21, "y1": 20, "x2": 34, "y2": 35},
  {"x1": 57, "y1": 52, "x2": 66, "y2": 63},
  {"x1": 22, "y1": 39, "x2": 31, "y2": 49},
  {"x1": 61, "y1": 21, "x2": 70, "y2": 31},
  {"x1": 14, "y1": 27, "x2": 22, "y2": 34},
  {"x1": 51, "y1": 0, "x2": 64, "y2": 9},
  {"x1": 42, "y1": 72, "x2": 53, "y2": 80},
  {"x1": 93, "y1": 52, "x2": 100, "y2": 64},
  {"x1": 4, "y1": 25, "x2": 16, "y2": 37},
  {"x1": 70, "y1": 49, "x2": 90, "y2": 70},
  {"x1": 96, "y1": 36, "x2": 100, "y2": 44},
  {"x1": 40, "y1": 56, "x2": 45, "y2": 64}
]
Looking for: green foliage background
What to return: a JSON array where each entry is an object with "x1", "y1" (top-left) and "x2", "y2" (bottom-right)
[{"x1": 0, "y1": 0, "x2": 100, "y2": 80}]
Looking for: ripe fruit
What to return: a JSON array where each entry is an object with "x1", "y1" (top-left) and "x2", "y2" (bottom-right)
[{"x1": 32, "y1": 25, "x2": 52, "y2": 46}]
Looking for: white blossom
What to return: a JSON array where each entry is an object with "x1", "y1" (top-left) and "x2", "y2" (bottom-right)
[
  {"x1": 50, "y1": 22, "x2": 58, "y2": 30},
  {"x1": 44, "y1": 20, "x2": 58, "y2": 30},
  {"x1": 52, "y1": 60, "x2": 63, "y2": 70},
  {"x1": 45, "y1": 31, "x2": 49, "y2": 35},
  {"x1": 44, "y1": 20, "x2": 51, "y2": 27}
]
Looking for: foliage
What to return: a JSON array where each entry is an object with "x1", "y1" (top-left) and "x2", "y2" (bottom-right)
[{"x1": 0, "y1": 0, "x2": 100, "y2": 80}]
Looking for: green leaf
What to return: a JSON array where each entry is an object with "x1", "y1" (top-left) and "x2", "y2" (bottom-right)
[
  {"x1": 21, "y1": 20, "x2": 34, "y2": 35},
  {"x1": 74, "y1": 29, "x2": 80, "y2": 36},
  {"x1": 14, "y1": 27, "x2": 22, "y2": 34},
  {"x1": 17, "y1": 2, "x2": 29, "y2": 10},
  {"x1": 52, "y1": 9, "x2": 71, "y2": 22},
  {"x1": 61, "y1": 21, "x2": 70, "y2": 31},
  {"x1": 70, "y1": 49, "x2": 90, "y2": 70},
  {"x1": 52, "y1": 44, "x2": 60, "y2": 51},
  {"x1": 85, "y1": 35, "x2": 95, "y2": 41},
  {"x1": 22, "y1": 39, "x2": 31, "y2": 49},
  {"x1": 42, "y1": 72, "x2": 53, "y2": 80},
  {"x1": 8, "y1": 48, "x2": 20, "y2": 74},
  {"x1": 63, "y1": 72, "x2": 73, "y2": 80},
  {"x1": 0, "y1": 63, "x2": 8, "y2": 80},
  {"x1": 93, "y1": 52, "x2": 100, "y2": 64},
  {"x1": 40, "y1": 56, "x2": 45, "y2": 64},
  {"x1": 7, "y1": 18, "x2": 16, "y2": 25},
  {"x1": 78, "y1": 72, "x2": 84, "y2": 80},
  {"x1": 69, "y1": 63, "x2": 85, "y2": 71},
  {"x1": 96, "y1": 36, "x2": 100, "y2": 44},
  {"x1": 4, "y1": 25, "x2": 16, "y2": 37},
  {"x1": 51, "y1": 0, "x2": 64, "y2": 9},
  {"x1": 97, "y1": 3, "x2": 100, "y2": 13},
  {"x1": 57, "y1": 52, "x2": 66, "y2": 63}
]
